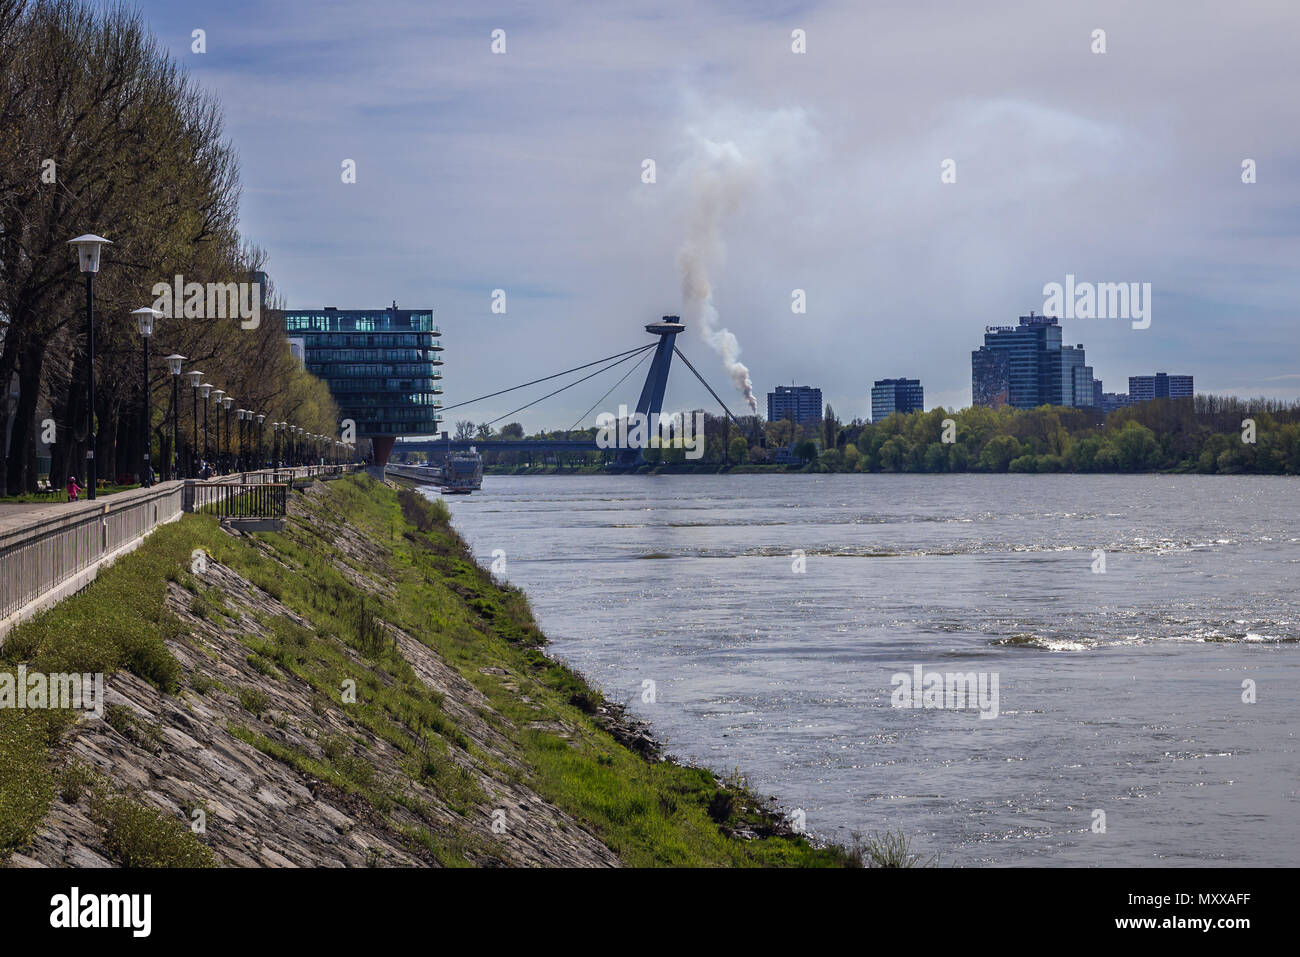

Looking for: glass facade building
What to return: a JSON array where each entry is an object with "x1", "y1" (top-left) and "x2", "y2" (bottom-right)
[
  {"x1": 283, "y1": 306, "x2": 443, "y2": 452},
  {"x1": 972, "y1": 314, "x2": 1095, "y2": 410},
  {"x1": 871, "y1": 378, "x2": 924, "y2": 422}
]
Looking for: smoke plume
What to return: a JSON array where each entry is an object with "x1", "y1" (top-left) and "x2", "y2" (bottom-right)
[{"x1": 677, "y1": 133, "x2": 761, "y2": 414}]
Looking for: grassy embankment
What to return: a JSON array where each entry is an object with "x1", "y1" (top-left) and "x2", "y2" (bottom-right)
[{"x1": 1, "y1": 474, "x2": 864, "y2": 867}]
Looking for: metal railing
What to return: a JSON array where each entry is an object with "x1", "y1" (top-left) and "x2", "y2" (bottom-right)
[
  {"x1": 186, "y1": 481, "x2": 287, "y2": 518},
  {"x1": 1, "y1": 481, "x2": 186, "y2": 624},
  {"x1": 1, "y1": 462, "x2": 361, "y2": 636}
]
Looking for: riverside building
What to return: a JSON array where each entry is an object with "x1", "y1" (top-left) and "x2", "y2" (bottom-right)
[
  {"x1": 767, "y1": 384, "x2": 823, "y2": 426},
  {"x1": 971, "y1": 313, "x2": 1096, "y2": 410},
  {"x1": 871, "y1": 378, "x2": 924, "y2": 422},
  {"x1": 283, "y1": 303, "x2": 443, "y2": 465}
]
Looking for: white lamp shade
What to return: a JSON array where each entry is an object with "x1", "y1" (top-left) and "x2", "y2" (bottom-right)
[
  {"x1": 67, "y1": 234, "x2": 112, "y2": 273},
  {"x1": 188, "y1": 370, "x2": 203, "y2": 387},
  {"x1": 200, "y1": 383, "x2": 213, "y2": 398},
  {"x1": 222, "y1": 397, "x2": 233, "y2": 410},
  {"x1": 132, "y1": 306, "x2": 160, "y2": 337},
  {"x1": 256, "y1": 413, "x2": 266, "y2": 424},
  {"x1": 165, "y1": 354, "x2": 185, "y2": 375}
]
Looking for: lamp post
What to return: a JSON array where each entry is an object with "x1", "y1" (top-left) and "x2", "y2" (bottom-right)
[
  {"x1": 199, "y1": 383, "x2": 213, "y2": 475},
  {"x1": 188, "y1": 371, "x2": 203, "y2": 478},
  {"x1": 132, "y1": 307, "x2": 161, "y2": 487},
  {"x1": 67, "y1": 234, "x2": 112, "y2": 499},
  {"x1": 211, "y1": 390, "x2": 225, "y2": 473},
  {"x1": 165, "y1": 355, "x2": 185, "y2": 481},
  {"x1": 256, "y1": 413, "x2": 266, "y2": 468},
  {"x1": 222, "y1": 396, "x2": 234, "y2": 473},
  {"x1": 238, "y1": 410, "x2": 248, "y2": 471}
]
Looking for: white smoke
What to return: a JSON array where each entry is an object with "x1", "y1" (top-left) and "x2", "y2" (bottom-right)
[{"x1": 675, "y1": 111, "x2": 810, "y2": 414}]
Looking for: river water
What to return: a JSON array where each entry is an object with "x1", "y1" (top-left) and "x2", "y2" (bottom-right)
[{"x1": 435, "y1": 474, "x2": 1299, "y2": 866}]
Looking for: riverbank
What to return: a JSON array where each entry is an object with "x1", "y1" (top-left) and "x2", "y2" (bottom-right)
[{"x1": 0, "y1": 473, "x2": 858, "y2": 867}]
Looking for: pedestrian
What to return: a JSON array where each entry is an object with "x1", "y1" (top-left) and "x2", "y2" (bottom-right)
[{"x1": 66, "y1": 474, "x2": 82, "y2": 502}]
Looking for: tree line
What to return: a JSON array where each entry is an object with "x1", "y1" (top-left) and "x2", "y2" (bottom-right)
[
  {"x1": 443, "y1": 397, "x2": 1300, "y2": 475},
  {"x1": 769, "y1": 397, "x2": 1300, "y2": 474},
  {"x1": 0, "y1": 0, "x2": 338, "y2": 495}
]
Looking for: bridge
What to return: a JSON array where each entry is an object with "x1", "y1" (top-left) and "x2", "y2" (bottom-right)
[
  {"x1": 396, "y1": 438, "x2": 599, "y2": 455},
  {"x1": 393, "y1": 313, "x2": 747, "y2": 467}
]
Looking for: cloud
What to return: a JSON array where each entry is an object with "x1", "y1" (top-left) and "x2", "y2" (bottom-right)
[{"x1": 135, "y1": 0, "x2": 1300, "y2": 426}]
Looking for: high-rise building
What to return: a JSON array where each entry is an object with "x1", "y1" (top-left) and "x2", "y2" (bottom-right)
[
  {"x1": 1129, "y1": 373, "x2": 1193, "y2": 402},
  {"x1": 972, "y1": 313, "x2": 1095, "y2": 409},
  {"x1": 283, "y1": 304, "x2": 443, "y2": 465},
  {"x1": 972, "y1": 347, "x2": 1011, "y2": 408},
  {"x1": 767, "y1": 385, "x2": 822, "y2": 425},
  {"x1": 871, "y1": 378, "x2": 924, "y2": 422}
]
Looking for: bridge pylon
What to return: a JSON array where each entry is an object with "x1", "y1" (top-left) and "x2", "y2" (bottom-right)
[{"x1": 618, "y1": 315, "x2": 684, "y2": 465}]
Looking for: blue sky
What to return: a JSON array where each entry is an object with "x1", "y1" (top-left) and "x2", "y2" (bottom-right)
[{"x1": 129, "y1": 0, "x2": 1299, "y2": 429}]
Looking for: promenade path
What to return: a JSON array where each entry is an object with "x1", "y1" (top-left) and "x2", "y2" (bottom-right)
[
  {"x1": 1, "y1": 466, "x2": 354, "y2": 640},
  {"x1": 0, "y1": 494, "x2": 117, "y2": 534}
]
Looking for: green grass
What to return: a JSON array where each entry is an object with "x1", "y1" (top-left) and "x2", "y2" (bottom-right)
[
  {"x1": 0, "y1": 473, "x2": 866, "y2": 867},
  {"x1": 0, "y1": 482, "x2": 140, "y2": 504},
  {"x1": 92, "y1": 794, "x2": 216, "y2": 867}
]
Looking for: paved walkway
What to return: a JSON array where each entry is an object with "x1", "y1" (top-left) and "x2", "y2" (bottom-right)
[{"x1": 0, "y1": 499, "x2": 88, "y2": 534}]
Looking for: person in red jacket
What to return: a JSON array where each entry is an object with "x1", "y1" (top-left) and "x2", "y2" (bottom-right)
[{"x1": 66, "y1": 475, "x2": 82, "y2": 502}]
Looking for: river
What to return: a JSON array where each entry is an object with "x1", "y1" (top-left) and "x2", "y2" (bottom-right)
[{"x1": 435, "y1": 473, "x2": 1299, "y2": 866}]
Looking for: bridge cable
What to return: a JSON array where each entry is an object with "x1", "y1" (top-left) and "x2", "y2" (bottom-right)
[
  {"x1": 566, "y1": 348, "x2": 654, "y2": 435},
  {"x1": 436, "y1": 343, "x2": 656, "y2": 415},
  {"x1": 481, "y1": 344, "x2": 657, "y2": 428},
  {"x1": 672, "y1": 345, "x2": 747, "y2": 430}
]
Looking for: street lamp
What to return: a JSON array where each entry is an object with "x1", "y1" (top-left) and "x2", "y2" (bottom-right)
[
  {"x1": 132, "y1": 307, "x2": 161, "y2": 487},
  {"x1": 237, "y1": 410, "x2": 249, "y2": 471},
  {"x1": 234, "y1": 409, "x2": 243, "y2": 471},
  {"x1": 68, "y1": 234, "x2": 112, "y2": 499},
  {"x1": 200, "y1": 383, "x2": 213, "y2": 475},
  {"x1": 188, "y1": 371, "x2": 204, "y2": 478},
  {"x1": 211, "y1": 390, "x2": 225, "y2": 473},
  {"x1": 222, "y1": 395, "x2": 234, "y2": 473},
  {"x1": 256, "y1": 413, "x2": 266, "y2": 468},
  {"x1": 164, "y1": 355, "x2": 185, "y2": 481}
]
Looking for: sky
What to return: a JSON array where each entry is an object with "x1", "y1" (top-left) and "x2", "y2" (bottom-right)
[{"x1": 127, "y1": 0, "x2": 1300, "y2": 431}]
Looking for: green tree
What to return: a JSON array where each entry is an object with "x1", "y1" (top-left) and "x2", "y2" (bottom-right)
[
  {"x1": 1112, "y1": 421, "x2": 1160, "y2": 471},
  {"x1": 978, "y1": 435, "x2": 1021, "y2": 472}
]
